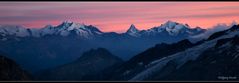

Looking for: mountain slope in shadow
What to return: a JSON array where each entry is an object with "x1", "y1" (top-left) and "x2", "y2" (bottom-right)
[
  {"x1": 0, "y1": 55, "x2": 31, "y2": 81},
  {"x1": 35, "y1": 48, "x2": 123, "y2": 81}
]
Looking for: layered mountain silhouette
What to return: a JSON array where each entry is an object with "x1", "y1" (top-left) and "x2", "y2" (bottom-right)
[
  {"x1": 108, "y1": 39, "x2": 201, "y2": 80},
  {"x1": 33, "y1": 24, "x2": 239, "y2": 81},
  {"x1": 35, "y1": 48, "x2": 123, "y2": 80},
  {"x1": 1, "y1": 20, "x2": 239, "y2": 81},
  {"x1": 0, "y1": 21, "x2": 206, "y2": 73},
  {"x1": 127, "y1": 24, "x2": 239, "y2": 81},
  {"x1": 150, "y1": 35, "x2": 239, "y2": 81}
]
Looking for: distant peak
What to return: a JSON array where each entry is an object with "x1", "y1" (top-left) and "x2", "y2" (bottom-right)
[
  {"x1": 61, "y1": 21, "x2": 87, "y2": 26},
  {"x1": 126, "y1": 24, "x2": 139, "y2": 33},
  {"x1": 162, "y1": 20, "x2": 179, "y2": 27},
  {"x1": 229, "y1": 24, "x2": 239, "y2": 31},
  {"x1": 165, "y1": 20, "x2": 178, "y2": 24},
  {"x1": 57, "y1": 21, "x2": 73, "y2": 27},
  {"x1": 166, "y1": 20, "x2": 174, "y2": 23},
  {"x1": 160, "y1": 20, "x2": 185, "y2": 29},
  {"x1": 129, "y1": 24, "x2": 137, "y2": 30},
  {"x1": 57, "y1": 21, "x2": 86, "y2": 29},
  {"x1": 63, "y1": 20, "x2": 73, "y2": 24},
  {"x1": 231, "y1": 20, "x2": 238, "y2": 26},
  {"x1": 130, "y1": 24, "x2": 136, "y2": 28},
  {"x1": 44, "y1": 24, "x2": 53, "y2": 28},
  {"x1": 163, "y1": 21, "x2": 192, "y2": 29}
]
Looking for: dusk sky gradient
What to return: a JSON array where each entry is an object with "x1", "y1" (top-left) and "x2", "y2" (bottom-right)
[{"x1": 0, "y1": 2, "x2": 239, "y2": 33}]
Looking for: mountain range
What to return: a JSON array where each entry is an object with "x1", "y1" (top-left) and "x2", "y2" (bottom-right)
[
  {"x1": 0, "y1": 20, "x2": 205, "y2": 39},
  {"x1": 127, "y1": 24, "x2": 239, "y2": 81},
  {"x1": 0, "y1": 20, "x2": 239, "y2": 81},
  {"x1": 32, "y1": 24, "x2": 239, "y2": 81},
  {"x1": 0, "y1": 20, "x2": 207, "y2": 73}
]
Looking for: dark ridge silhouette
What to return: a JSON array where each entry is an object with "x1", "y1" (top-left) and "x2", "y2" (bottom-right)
[
  {"x1": 0, "y1": 55, "x2": 31, "y2": 80},
  {"x1": 151, "y1": 35, "x2": 239, "y2": 80},
  {"x1": 35, "y1": 48, "x2": 123, "y2": 80},
  {"x1": 109, "y1": 39, "x2": 201, "y2": 80},
  {"x1": 207, "y1": 24, "x2": 239, "y2": 41}
]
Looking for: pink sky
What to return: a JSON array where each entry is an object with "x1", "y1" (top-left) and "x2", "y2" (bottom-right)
[{"x1": 0, "y1": 2, "x2": 239, "y2": 33}]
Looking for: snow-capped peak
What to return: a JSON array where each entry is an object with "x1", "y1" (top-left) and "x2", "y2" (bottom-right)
[
  {"x1": 160, "y1": 21, "x2": 190, "y2": 35},
  {"x1": 162, "y1": 20, "x2": 188, "y2": 29},
  {"x1": 40, "y1": 21, "x2": 102, "y2": 38},
  {"x1": 0, "y1": 25, "x2": 30, "y2": 37},
  {"x1": 126, "y1": 24, "x2": 139, "y2": 33},
  {"x1": 56, "y1": 21, "x2": 89, "y2": 31},
  {"x1": 126, "y1": 24, "x2": 141, "y2": 37},
  {"x1": 164, "y1": 20, "x2": 179, "y2": 28},
  {"x1": 25, "y1": 21, "x2": 103, "y2": 38},
  {"x1": 141, "y1": 21, "x2": 205, "y2": 37},
  {"x1": 63, "y1": 20, "x2": 73, "y2": 24},
  {"x1": 57, "y1": 21, "x2": 73, "y2": 29},
  {"x1": 231, "y1": 20, "x2": 238, "y2": 26}
]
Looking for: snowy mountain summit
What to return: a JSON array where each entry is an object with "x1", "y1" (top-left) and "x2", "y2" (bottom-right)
[
  {"x1": 147, "y1": 20, "x2": 206, "y2": 36},
  {"x1": 0, "y1": 25, "x2": 30, "y2": 37},
  {"x1": 0, "y1": 21, "x2": 104, "y2": 40},
  {"x1": 43, "y1": 21, "x2": 102, "y2": 38},
  {"x1": 162, "y1": 20, "x2": 190, "y2": 35},
  {"x1": 126, "y1": 24, "x2": 141, "y2": 37},
  {"x1": 40, "y1": 21, "x2": 103, "y2": 38}
]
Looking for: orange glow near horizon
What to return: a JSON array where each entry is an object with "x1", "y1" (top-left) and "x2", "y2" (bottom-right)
[{"x1": 0, "y1": 2, "x2": 239, "y2": 33}]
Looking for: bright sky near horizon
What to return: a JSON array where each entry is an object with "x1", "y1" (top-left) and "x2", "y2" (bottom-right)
[{"x1": 0, "y1": 2, "x2": 239, "y2": 33}]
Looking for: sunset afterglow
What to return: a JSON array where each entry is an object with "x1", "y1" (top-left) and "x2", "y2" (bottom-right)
[{"x1": 0, "y1": 2, "x2": 239, "y2": 33}]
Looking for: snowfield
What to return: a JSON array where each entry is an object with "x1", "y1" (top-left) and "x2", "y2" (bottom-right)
[{"x1": 130, "y1": 27, "x2": 239, "y2": 81}]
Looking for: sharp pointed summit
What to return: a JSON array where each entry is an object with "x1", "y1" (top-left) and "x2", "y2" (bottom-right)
[
  {"x1": 126, "y1": 24, "x2": 140, "y2": 37},
  {"x1": 126, "y1": 24, "x2": 139, "y2": 33}
]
